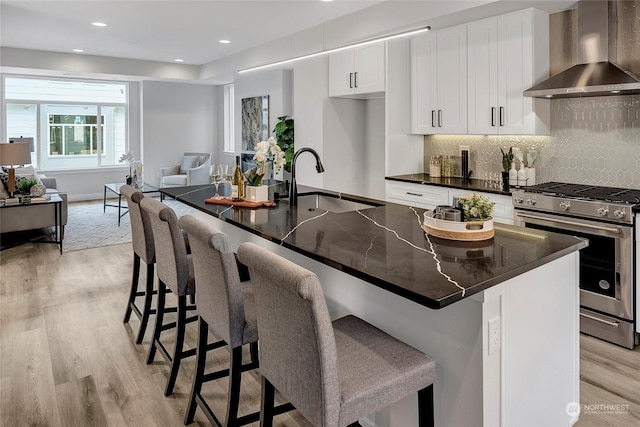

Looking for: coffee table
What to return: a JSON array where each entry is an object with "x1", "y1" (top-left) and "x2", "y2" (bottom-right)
[{"x1": 103, "y1": 182, "x2": 158, "y2": 226}]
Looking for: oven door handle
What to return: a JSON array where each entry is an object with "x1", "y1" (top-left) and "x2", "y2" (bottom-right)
[
  {"x1": 580, "y1": 312, "x2": 620, "y2": 328},
  {"x1": 515, "y1": 212, "x2": 622, "y2": 234}
]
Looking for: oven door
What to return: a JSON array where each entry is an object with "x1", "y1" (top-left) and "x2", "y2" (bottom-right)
[{"x1": 514, "y1": 210, "x2": 633, "y2": 321}]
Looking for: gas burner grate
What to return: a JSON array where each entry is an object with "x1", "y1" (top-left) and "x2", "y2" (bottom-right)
[{"x1": 524, "y1": 182, "x2": 640, "y2": 204}]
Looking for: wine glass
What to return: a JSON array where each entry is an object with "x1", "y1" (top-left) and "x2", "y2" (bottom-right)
[
  {"x1": 224, "y1": 164, "x2": 233, "y2": 197},
  {"x1": 212, "y1": 164, "x2": 224, "y2": 199}
]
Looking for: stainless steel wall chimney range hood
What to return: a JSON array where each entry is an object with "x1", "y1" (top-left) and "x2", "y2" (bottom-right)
[{"x1": 524, "y1": 0, "x2": 640, "y2": 98}]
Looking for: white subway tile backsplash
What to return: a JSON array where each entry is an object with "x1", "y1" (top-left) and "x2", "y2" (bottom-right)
[{"x1": 424, "y1": 94, "x2": 640, "y2": 188}]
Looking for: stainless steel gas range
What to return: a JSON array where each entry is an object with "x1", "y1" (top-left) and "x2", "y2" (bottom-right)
[{"x1": 512, "y1": 182, "x2": 639, "y2": 349}]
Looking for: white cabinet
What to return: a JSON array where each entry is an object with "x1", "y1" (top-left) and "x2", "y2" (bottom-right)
[
  {"x1": 410, "y1": 25, "x2": 467, "y2": 134},
  {"x1": 448, "y1": 188, "x2": 514, "y2": 224},
  {"x1": 329, "y1": 43, "x2": 385, "y2": 98},
  {"x1": 385, "y1": 181, "x2": 449, "y2": 210},
  {"x1": 467, "y1": 9, "x2": 550, "y2": 135},
  {"x1": 386, "y1": 180, "x2": 514, "y2": 224}
]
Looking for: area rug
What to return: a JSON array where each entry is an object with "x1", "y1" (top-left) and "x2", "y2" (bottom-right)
[{"x1": 62, "y1": 198, "x2": 196, "y2": 252}]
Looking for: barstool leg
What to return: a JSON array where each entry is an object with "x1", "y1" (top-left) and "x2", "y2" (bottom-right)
[
  {"x1": 418, "y1": 384, "x2": 435, "y2": 427},
  {"x1": 165, "y1": 294, "x2": 187, "y2": 396},
  {"x1": 225, "y1": 346, "x2": 244, "y2": 427},
  {"x1": 259, "y1": 377, "x2": 275, "y2": 427},
  {"x1": 250, "y1": 341, "x2": 259, "y2": 366},
  {"x1": 135, "y1": 263, "x2": 155, "y2": 344},
  {"x1": 185, "y1": 317, "x2": 208, "y2": 425},
  {"x1": 123, "y1": 253, "x2": 141, "y2": 323},
  {"x1": 147, "y1": 280, "x2": 167, "y2": 364}
]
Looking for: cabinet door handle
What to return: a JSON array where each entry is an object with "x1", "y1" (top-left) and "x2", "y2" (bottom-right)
[
  {"x1": 431, "y1": 110, "x2": 436, "y2": 127},
  {"x1": 499, "y1": 107, "x2": 505, "y2": 126},
  {"x1": 349, "y1": 73, "x2": 353, "y2": 88},
  {"x1": 438, "y1": 110, "x2": 443, "y2": 127},
  {"x1": 354, "y1": 71, "x2": 358, "y2": 88},
  {"x1": 406, "y1": 192, "x2": 423, "y2": 197},
  {"x1": 491, "y1": 107, "x2": 496, "y2": 126}
]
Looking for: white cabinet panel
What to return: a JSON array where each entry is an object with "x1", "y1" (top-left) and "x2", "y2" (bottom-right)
[
  {"x1": 385, "y1": 181, "x2": 449, "y2": 210},
  {"x1": 329, "y1": 43, "x2": 385, "y2": 98},
  {"x1": 467, "y1": 9, "x2": 550, "y2": 135},
  {"x1": 410, "y1": 25, "x2": 467, "y2": 134}
]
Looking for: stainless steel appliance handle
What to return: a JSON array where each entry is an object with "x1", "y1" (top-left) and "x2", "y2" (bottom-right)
[
  {"x1": 580, "y1": 312, "x2": 620, "y2": 327},
  {"x1": 515, "y1": 212, "x2": 622, "y2": 234},
  {"x1": 405, "y1": 192, "x2": 423, "y2": 197}
]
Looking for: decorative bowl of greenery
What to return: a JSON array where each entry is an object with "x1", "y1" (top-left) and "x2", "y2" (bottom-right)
[{"x1": 456, "y1": 193, "x2": 495, "y2": 222}]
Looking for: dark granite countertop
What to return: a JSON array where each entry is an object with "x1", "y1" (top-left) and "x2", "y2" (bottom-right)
[
  {"x1": 160, "y1": 184, "x2": 586, "y2": 309},
  {"x1": 386, "y1": 173, "x2": 512, "y2": 196}
]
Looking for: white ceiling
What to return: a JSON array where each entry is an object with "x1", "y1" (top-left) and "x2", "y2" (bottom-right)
[{"x1": 0, "y1": 0, "x2": 384, "y2": 65}]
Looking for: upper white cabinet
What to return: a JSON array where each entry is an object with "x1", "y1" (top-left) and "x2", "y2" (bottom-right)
[
  {"x1": 410, "y1": 25, "x2": 468, "y2": 134},
  {"x1": 467, "y1": 9, "x2": 550, "y2": 135},
  {"x1": 329, "y1": 43, "x2": 385, "y2": 98}
]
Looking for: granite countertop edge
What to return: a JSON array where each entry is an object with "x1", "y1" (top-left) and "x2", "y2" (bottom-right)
[{"x1": 386, "y1": 173, "x2": 512, "y2": 196}]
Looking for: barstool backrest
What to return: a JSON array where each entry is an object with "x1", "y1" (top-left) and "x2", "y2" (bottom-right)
[
  {"x1": 120, "y1": 185, "x2": 154, "y2": 263},
  {"x1": 237, "y1": 242, "x2": 340, "y2": 427},
  {"x1": 179, "y1": 215, "x2": 247, "y2": 348},
  {"x1": 139, "y1": 197, "x2": 190, "y2": 296}
]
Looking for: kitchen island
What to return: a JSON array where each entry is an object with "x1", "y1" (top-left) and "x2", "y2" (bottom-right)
[{"x1": 161, "y1": 184, "x2": 587, "y2": 427}]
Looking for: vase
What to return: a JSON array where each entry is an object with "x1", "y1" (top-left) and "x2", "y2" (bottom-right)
[
  {"x1": 501, "y1": 171, "x2": 510, "y2": 192},
  {"x1": 246, "y1": 185, "x2": 269, "y2": 202}
]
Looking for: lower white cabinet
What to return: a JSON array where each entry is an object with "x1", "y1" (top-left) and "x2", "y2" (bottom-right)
[
  {"x1": 385, "y1": 180, "x2": 514, "y2": 224},
  {"x1": 385, "y1": 181, "x2": 449, "y2": 210}
]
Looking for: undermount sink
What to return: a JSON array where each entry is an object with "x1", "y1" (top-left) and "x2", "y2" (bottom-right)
[{"x1": 294, "y1": 192, "x2": 383, "y2": 213}]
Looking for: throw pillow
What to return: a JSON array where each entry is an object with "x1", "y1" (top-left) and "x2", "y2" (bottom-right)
[
  {"x1": 179, "y1": 156, "x2": 199, "y2": 174},
  {"x1": 0, "y1": 177, "x2": 8, "y2": 198},
  {"x1": 15, "y1": 165, "x2": 43, "y2": 185},
  {"x1": 0, "y1": 166, "x2": 40, "y2": 194}
]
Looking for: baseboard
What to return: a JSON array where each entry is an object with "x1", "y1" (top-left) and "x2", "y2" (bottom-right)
[{"x1": 68, "y1": 192, "x2": 112, "y2": 202}]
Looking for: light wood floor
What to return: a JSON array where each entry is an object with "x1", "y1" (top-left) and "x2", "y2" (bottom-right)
[{"x1": 1, "y1": 241, "x2": 640, "y2": 426}]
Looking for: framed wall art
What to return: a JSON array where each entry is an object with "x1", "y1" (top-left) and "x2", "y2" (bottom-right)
[{"x1": 241, "y1": 95, "x2": 269, "y2": 151}]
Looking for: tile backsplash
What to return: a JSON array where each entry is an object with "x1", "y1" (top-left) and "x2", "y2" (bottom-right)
[{"x1": 424, "y1": 94, "x2": 640, "y2": 188}]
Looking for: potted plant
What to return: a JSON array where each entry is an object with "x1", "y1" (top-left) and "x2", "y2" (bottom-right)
[
  {"x1": 500, "y1": 147, "x2": 514, "y2": 192},
  {"x1": 244, "y1": 137, "x2": 285, "y2": 202},
  {"x1": 272, "y1": 115, "x2": 294, "y2": 174},
  {"x1": 17, "y1": 177, "x2": 39, "y2": 195},
  {"x1": 456, "y1": 193, "x2": 495, "y2": 222}
]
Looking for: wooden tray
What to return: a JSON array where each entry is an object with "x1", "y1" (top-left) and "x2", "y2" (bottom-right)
[
  {"x1": 204, "y1": 197, "x2": 276, "y2": 208},
  {"x1": 423, "y1": 211, "x2": 494, "y2": 241}
]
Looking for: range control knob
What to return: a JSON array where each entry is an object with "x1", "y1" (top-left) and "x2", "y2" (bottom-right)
[
  {"x1": 559, "y1": 201, "x2": 571, "y2": 211},
  {"x1": 614, "y1": 209, "x2": 626, "y2": 219},
  {"x1": 514, "y1": 196, "x2": 524, "y2": 204},
  {"x1": 526, "y1": 198, "x2": 536, "y2": 206},
  {"x1": 597, "y1": 206, "x2": 609, "y2": 216}
]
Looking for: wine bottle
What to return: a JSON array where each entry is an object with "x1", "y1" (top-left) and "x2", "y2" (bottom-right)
[{"x1": 231, "y1": 155, "x2": 245, "y2": 201}]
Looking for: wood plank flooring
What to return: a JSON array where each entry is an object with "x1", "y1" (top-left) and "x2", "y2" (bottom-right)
[{"x1": 1, "y1": 241, "x2": 640, "y2": 426}]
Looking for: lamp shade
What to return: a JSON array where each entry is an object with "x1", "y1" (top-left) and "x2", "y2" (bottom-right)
[{"x1": 0, "y1": 142, "x2": 32, "y2": 166}]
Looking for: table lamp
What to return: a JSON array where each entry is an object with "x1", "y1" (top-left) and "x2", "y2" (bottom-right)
[{"x1": 0, "y1": 141, "x2": 33, "y2": 199}]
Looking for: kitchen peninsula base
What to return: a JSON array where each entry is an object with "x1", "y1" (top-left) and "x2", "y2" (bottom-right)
[{"x1": 194, "y1": 211, "x2": 579, "y2": 427}]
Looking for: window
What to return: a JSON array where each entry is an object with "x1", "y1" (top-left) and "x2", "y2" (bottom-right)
[
  {"x1": 223, "y1": 83, "x2": 235, "y2": 153},
  {"x1": 3, "y1": 76, "x2": 128, "y2": 169}
]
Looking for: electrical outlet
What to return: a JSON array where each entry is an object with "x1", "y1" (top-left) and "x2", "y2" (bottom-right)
[
  {"x1": 488, "y1": 317, "x2": 501, "y2": 355},
  {"x1": 459, "y1": 145, "x2": 470, "y2": 156}
]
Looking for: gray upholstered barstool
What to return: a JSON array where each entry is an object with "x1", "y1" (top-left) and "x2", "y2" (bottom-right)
[
  {"x1": 179, "y1": 216, "x2": 262, "y2": 426},
  {"x1": 237, "y1": 242, "x2": 436, "y2": 427},
  {"x1": 139, "y1": 197, "x2": 198, "y2": 397},
  {"x1": 120, "y1": 185, "x2": 157, "y2": 344}
]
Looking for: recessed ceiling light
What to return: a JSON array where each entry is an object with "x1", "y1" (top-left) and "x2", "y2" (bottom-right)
[
  {"x1": 175, "y1": 59, "x2": 185, "y2": 62},
  {"x1": 611, "y1": 90, "x2": 621, "y2": 94},
  {"x1": 545, "y1": 95, "x2": 553, "y2": 98},
  {"x1": 92, "y1": 22, "x2": 107, "y2": 27},
  {"x1": 219, "y1": 40, "x2": 231, "y2": 44},
  {"x1": 73, "y1": 49, "x2": 84, "y2": 53}
]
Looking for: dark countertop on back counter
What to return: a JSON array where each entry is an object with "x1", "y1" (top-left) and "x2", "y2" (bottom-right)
[
  {"x1": 386, "y1": 173, "x2": 512, "y2": 196},
  {"x1": 160, "y1": 184, "x2": 586, "y2": 309}
]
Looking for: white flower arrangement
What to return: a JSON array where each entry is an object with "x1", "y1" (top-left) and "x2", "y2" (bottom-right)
[
  {"x1": 246, "y1": 137, "x2": 286, "y2": 186},
  {"x1": 119, "y1": 150, "x2": 136, "y2": 164}
]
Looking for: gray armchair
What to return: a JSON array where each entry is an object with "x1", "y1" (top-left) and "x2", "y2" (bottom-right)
[{"x1": 160, "y1": 152, "x2": 211, "y2": 189}]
